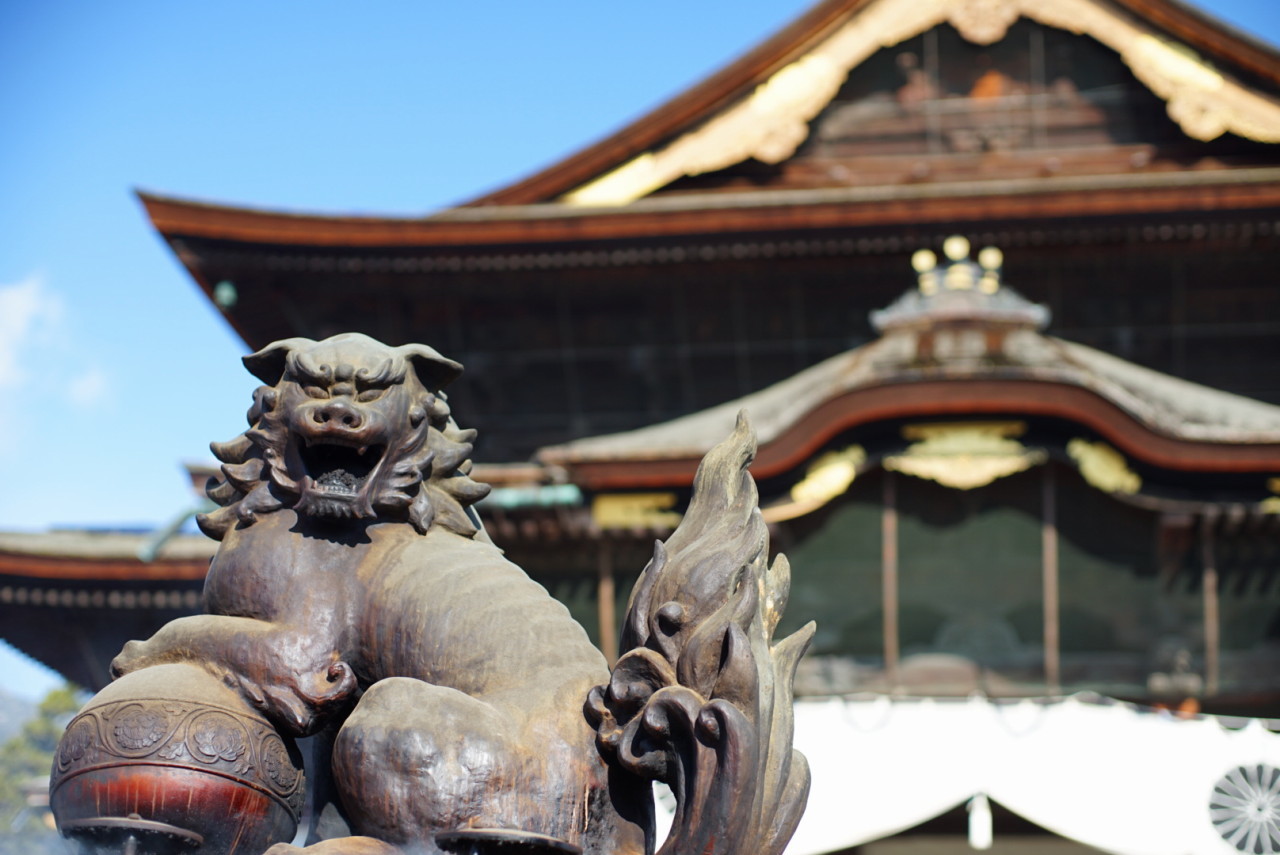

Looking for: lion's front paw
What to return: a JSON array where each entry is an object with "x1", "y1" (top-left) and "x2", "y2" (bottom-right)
[
  {"x1": 109, "y1": 639, "x2": 154, "y2": 679},
  {"x1": 234, "y1": 660, "x2": 359, "y2": 736}
]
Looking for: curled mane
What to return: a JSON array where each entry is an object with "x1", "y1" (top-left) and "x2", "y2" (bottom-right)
[{"x1": 197, "y1": 384, "x2": 490, "y2": 541}]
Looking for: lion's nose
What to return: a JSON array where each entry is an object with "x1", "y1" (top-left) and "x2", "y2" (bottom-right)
[{"x1": 313, "y1": 401, "x2": 364, "y2": 429}]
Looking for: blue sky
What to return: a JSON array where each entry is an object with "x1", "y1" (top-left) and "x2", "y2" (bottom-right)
[{"x1": 1, "y1": 1, "x2": 1279, "y2": 701}]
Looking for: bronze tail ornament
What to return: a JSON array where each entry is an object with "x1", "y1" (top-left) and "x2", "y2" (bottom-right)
[{"x1": 587, "y1": 410, "x2": 816, "y2": 855}]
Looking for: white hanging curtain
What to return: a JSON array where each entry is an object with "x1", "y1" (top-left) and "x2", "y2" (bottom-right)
[{"x1": 785, "y1": 694, "x2": 1280, "y2": 855}]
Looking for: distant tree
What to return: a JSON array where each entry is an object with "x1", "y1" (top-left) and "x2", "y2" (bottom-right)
[{"x1": 0, "y1": 686, "x2": 79, "y2": 855}]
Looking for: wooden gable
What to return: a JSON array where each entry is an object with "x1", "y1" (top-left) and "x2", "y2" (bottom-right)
[{"x1": 477, "y1": 0, "x2": 1280, "y2": 207}]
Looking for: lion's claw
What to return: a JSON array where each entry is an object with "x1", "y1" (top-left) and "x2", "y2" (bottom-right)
[
  {"x1": 229, "y1": 659, "x2": 357, "y2": 736},
  {"x1": 110, "y1": 639, "x2": 151, "y2": 680}
]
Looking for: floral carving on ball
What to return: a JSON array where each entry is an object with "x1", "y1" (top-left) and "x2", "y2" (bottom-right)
[
  {"x1": 190, "y1": 712, "x2": 249, "y2": 763},
  {"x1": 57, "y1": 718, "x2": 97, "y2": 769},
  {"x1": 112, "y1": 706, "x2": 168, "y2": 751},
  {"x1": 261, "y1": 734, "x2": 301, "y2": 795}
]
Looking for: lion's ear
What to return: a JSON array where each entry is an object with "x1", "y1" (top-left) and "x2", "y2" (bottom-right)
[
  {"x1": 243, "y1": 338, "x2": 316, "y2": 385},
  {"x1": 397, "y1": 343, "x2": 464, "y2": 391}
]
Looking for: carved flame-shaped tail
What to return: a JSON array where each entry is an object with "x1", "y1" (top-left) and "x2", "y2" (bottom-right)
[{"x1": 587, "y1": 411, "x2": 815, "y2": 855}]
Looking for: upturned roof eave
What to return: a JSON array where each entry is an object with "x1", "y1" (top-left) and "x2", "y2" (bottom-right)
[{"x1": 139, "y1": 167, "x2": 1280, "y2": 250}]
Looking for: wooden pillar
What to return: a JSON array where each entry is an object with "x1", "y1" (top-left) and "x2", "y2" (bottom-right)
[
  {"x1": 1201, "y1": 515, "x2": 1220, "y2": 697},
  {"x1": 882, "y1": 471, "x2": 900, "y2": 689},
  {"x1": 1042, "y1": 465, "x2": 1061, "y2": 695},
  {"x1": 597, "y1": 539, "x2": 618, "y2": 666}
]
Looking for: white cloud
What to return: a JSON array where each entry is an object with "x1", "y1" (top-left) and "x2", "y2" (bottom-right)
[
  {"x1": 0, "y1": 275, "x2": 75, "y2": 456},
  {"x1": 67, "y1": 365, "x2": 109, "y2": 408},
  {"x1": 0, "y1": 275, "x2": 65, "y2": 389}
]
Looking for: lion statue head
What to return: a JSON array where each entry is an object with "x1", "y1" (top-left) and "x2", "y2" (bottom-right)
[{"x1": 197, "y1": 333, "x2": 490, "y2": 540}]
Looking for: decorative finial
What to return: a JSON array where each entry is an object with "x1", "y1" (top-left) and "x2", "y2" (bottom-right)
[
  {"x1": 977, "y1": 246, "x2": 1003, "y2": 294},
  {"x1": 944, "y1": 263, "x2": 975, "y2": 290},
  {"x1": 913, "y1": 249, "x2": 939, "y2": 295},
  {"x1": 873, "y1": 240, "x2": 1046, "y2": 332},
  {"x1": 943, "y1": 235, "x2": 970, "y2": 262},
  {"x1": 941, "y1": 236, "x2": 975, "y2": 290},
  {"x1": 906, "y1": 237, "x2": 1009, "y2": 297}
]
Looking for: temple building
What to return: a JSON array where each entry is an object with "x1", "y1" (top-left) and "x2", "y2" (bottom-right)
[
  {"x1": 138, "y1": 0, "x2": 1280, "y2": 467},
  {"x1": 6, "y1": 0, "x2": 1280, "y2": 850},
  {"x1": 541, "y1": 240, "x2": 1280, "y2": 709}
]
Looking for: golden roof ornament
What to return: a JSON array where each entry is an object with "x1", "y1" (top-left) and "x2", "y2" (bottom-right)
[
  {"x1": 977, "y1": 246, "x2": 1003, "y2": 295},
  {"x1": 943, "y1": 235, "x2": 971, "y2": 262},
  {"x1": 884, "y1": 421, "x2": 1047, "y2": 490},
  {"x1": 870, "y1": 236, "x2": 1049, "y2": 333},
  {"x1": 912, "y1": 248, "x2": 939, "y2": 295}
]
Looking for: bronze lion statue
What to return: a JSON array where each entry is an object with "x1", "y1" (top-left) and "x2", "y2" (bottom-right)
[
  {"x1": 84, "y1": 333, "x2": 811, "y2": 855},
  {"x1": 109, "y1": 333, "x2": 647, "y2": 854}
]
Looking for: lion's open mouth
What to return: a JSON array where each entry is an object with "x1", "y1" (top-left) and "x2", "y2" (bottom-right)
[{"x1": 299, "y1": 441, "x2": 385, "y2": 495}]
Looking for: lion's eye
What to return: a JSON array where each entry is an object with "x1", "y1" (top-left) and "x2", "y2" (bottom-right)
[
  {"x1": 356, "y1": 389, "x2": 383, "y2": 403},
  {"x1": 304, "y1": 386, "x2": 329, "y2": 399}
]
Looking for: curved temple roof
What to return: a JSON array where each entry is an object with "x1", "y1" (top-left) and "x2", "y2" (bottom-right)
[
  {"x1": 540, "y1": 335, "x2": 1280, "y2": 461},
  {"x1": 539, "y1": 246, "x2": 1280, "y2": 486}
]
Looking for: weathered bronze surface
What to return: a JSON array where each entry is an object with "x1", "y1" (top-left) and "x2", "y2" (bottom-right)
[{"x1": 53, "y1": 333, "x2": 811, "y2": 855}]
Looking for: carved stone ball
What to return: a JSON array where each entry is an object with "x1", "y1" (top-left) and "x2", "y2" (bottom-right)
[{"x1": 50, "y1": 664, "x2": 305, "y2": 855}]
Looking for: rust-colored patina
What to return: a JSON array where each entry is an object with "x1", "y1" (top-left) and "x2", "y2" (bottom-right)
[{"x1": 53, "y1": 334, "x2": 811, "y2": 855}]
